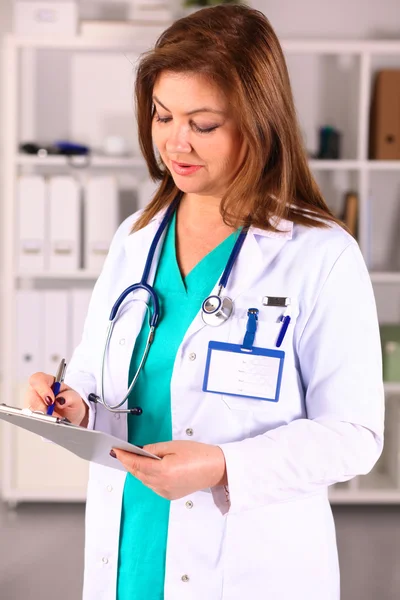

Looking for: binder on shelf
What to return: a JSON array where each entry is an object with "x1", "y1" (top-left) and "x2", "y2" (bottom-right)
[
  {"x1": 70, "y1": 288, "x2": 93, "y2": 351},
  {"x1": 43, "y1": 290, "x2": 70, "y2": 375},
  {"x1": 16, "y1": 290, "x2": 44, "y2": 381},
  {"x1": 84, "y1": 176, "x2": 118, "y2": 272},
  {"x1": 17, "y1": 175, "x2": 47, "y2": 272},
  {"x1": 48, "y1": 176, "x2": 81, "y2": 272},
  {"x1": 137, "y1": 177, "x2": 159, "y2": 210},
  {"x1": 369, "y1": 70, "x2": 400, "y2": 160}
]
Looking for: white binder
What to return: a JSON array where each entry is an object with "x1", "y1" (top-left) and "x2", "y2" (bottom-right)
[
  {"x1": 48, "y1": 176, "x2": 81, "y2": 271},
  {"x1": 70, "y1": 288, "x2": 93, "y2": 351},
  {"x1": 84, "y1": 175, "x2": 119, "y2": 272},
  {"x1": 0, "y1": 405, "x2": 159, "y2": 471},
  {"x1": 43, "y1": 290, "x2": 70, "y2": 373},
  {"x1": 16, "y1": 290, "x2": 44, "y2": 381},
  {"x1": 17, "y1": 174, "x2": 47, "y2": 272}
]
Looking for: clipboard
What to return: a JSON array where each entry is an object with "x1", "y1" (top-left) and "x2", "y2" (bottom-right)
[{"x1": 0, "y1": 404, "x2": 160, "y2": 471}]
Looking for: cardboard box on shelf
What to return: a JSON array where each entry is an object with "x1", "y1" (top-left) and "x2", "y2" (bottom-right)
[
  {"x1": 13, "y1": 1, "x2": 78, "y2": 35},
  {"x1": 369, "y1": 70, "x2": 400, "y2": 160}
]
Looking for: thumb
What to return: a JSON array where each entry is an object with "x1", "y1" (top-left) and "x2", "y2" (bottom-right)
[{"x1": 143, "y1": 441, "x2": 173, "y2": 458}]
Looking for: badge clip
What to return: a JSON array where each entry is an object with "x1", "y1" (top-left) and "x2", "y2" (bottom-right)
[{"x1": 242, "y1": 308, "x2": 259, "y2": 351}]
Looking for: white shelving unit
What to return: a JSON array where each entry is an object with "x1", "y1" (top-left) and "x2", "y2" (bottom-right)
[{"x1": 2, "y1": 34, "x2": 400, "y2": 504}]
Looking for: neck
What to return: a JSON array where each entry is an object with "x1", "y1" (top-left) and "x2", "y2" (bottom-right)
[{"x1": 178, "y1": 193, "x2": 226, "y2": 230}]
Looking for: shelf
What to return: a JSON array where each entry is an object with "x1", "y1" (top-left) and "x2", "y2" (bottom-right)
[
  {"x1": 384, "y1": 382, "x2": 400, "y2": 394},
  {"x1": 16, "y1": 154, "x2": 147, "y2": 169},
  {"x1": 367, "y1": 161, "x2": 400, "y2": 171},
  {"x1": 7, "y1": 31, "x2": 168, "y2": 51},
  {"x1": 370, "y1": 272, "x2": 400, "y2": 284},
  {"x1": 329, "y1": 490, "x2": 400, "y2": 504},
  {"x1": 8, "y1": 35, "x2": 400, "y2": 54},
  {"x1": 309, "y1": 160, "x2": 400, "y2": 171},
  {"x1": 17, "y1": 271, "x2": 100, "y2": 280},
  {"x1": 308, "y1": 160, "x2": 360, "y2": 170},
  {"x1": 16, "y1": 156, "x2": 399, "y2": 172}
]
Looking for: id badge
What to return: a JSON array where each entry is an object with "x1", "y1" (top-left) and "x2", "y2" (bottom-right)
[{"x1": 202, "y1": 341, "x2": 285, "y2": 402}]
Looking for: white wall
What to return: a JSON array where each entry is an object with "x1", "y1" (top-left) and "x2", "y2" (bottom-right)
[
  {"x1": 0, "y1": 0, "x2": 12, "y2": 489},
  {"x1": 253, "y1": 0, "x2": 400, "y2": 40}
]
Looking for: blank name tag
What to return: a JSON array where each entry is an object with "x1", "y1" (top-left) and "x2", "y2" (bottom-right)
[{"x1": 202, "y1": 341, "x2": 285, "y2": 402}]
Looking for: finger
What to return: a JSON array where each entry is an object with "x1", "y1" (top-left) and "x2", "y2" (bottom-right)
[
  {"x1": 25, "y1": 389, "x2": 49, "y2": 411},
  {"x1": 54, "y1": 389, "x2": 79, "y2": 408},
  {"x1": 28, "y1": 372, "x2": 56, "y2": 402},
  {"x1": 112, "y1": 449, "x2": 156, "y2": 478}
]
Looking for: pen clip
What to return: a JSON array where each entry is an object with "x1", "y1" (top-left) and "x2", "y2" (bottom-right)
[{"x1": 55, "y1": 358, "x2": 67, "y2": 383}]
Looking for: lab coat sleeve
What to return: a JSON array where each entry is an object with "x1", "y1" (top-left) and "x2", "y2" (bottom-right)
[
  {"x1": 64, "y1": 215, "x2": 137, "y2": 430},
  {"x1": 219, "y1": 241, "x2": 385, "y2": 514}
]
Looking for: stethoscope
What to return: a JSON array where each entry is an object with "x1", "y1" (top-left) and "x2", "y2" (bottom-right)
[{"x1": 88, "y1": 193, "x2": 248, "y2": 414}]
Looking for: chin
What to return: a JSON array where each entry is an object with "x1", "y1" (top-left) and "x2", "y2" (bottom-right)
[{"x1": 172, "y1": 180, "x2": 208, "y2": 195}]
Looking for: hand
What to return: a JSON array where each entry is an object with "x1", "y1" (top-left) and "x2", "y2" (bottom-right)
[
  {"x1": 24, "y1": 372, "x2": 89, "y2": 427},
  {"x1": 112, "y1": 440, "x2": 227, "y2": 500}
]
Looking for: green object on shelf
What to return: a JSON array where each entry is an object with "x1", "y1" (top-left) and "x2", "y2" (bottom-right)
[{"x1": 380, "y1": 325, "x2": 400, "y2": 382}]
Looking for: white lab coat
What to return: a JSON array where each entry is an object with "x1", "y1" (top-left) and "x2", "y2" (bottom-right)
[{"x1": 66, "y1": 207, "x2": 384, "y2": 600}]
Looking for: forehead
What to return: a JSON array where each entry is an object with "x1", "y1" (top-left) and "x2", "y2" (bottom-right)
[{"x1": 153, "y1": 71, "x2": 228, "y2": 110}]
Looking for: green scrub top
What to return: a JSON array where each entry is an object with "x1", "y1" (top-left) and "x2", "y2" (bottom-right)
[{"x1": 117, "y1": 211, "x2": 239, "y2": 600}]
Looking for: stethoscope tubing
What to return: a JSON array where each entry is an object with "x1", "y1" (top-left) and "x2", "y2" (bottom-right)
[{"x1": 96, "y1": 193, "x2": 249, "y2": 413}]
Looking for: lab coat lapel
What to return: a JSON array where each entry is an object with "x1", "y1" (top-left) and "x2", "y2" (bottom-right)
[
  {"x1": 227, "y1": 224, "x2": 293, "y2": 303},
  {"x1": 181, "y1": 222, "x2": 292, "y2": 344},
  {"x1": 123, "y1": 211, "x2": 293, "y2": 345},
  {"x1": 123, "y1": 210, "x2": 168, "y2": 297}
]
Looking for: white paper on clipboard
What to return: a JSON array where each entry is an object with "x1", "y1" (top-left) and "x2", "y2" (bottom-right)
[{"x1": 0, "y1": 404, "x2": 160, "y2": 471}]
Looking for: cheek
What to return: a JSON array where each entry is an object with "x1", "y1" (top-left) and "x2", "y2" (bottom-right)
[{"x1": 151, "y1": 125, "x2": 165, "y2": 153}]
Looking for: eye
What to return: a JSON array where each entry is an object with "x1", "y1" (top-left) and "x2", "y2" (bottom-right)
[
  {"x1": 192, "y1": 122, "x2": 219, "y2": 134},
  {"x1": 155, "y1": 114, "x2": 172, "y2": 124}
]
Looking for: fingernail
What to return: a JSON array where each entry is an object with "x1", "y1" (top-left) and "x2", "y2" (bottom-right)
[
  {"x1": 57, "y1": 397, "x2": 66, "y2": 406},
  {"x1": 110, "y1": 450, "x2": 117, "y2": 459},
  {"x1": 45, "y1": 396, "x2": 53, "y2": 406}
]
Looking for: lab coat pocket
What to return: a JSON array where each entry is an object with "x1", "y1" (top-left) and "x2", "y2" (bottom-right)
[{"x1": 220, "y1": 311, "x2": 296, "y2": 412}]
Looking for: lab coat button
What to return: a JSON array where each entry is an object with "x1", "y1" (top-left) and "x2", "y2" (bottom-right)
[
  {"x1": 102, "y1": 557, "x2": 109, "y2": 565},
  {"x1": 185, "y1": 500, "x2": 193, "y2": 509},
  {"x1": 188, "y1": 352, "x2": 196, "y2": 361},
  {"x1": 114, "y1": 413, "x2": 121, "y2": 420},
  {"x1": 107, "y1": 485, "x2": 113, "y2": 492},
  {"x1": 181, "y1": 575, "x2": 189, "y2": 582},
  {"x1": 119, "y1": 338, "x2": 126, "y2": 345},
  {"x1": 185, "y1": 428, "x2": 194, "y2": 437}
]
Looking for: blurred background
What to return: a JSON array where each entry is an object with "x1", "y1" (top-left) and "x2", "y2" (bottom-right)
[{"x1": 1, "y1": 1, "x2": 400, "y2": 598}]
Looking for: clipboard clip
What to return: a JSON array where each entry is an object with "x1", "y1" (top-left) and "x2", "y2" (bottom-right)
[{"x1": 19, "y1": 406, "x2": 72, "y2": 425}]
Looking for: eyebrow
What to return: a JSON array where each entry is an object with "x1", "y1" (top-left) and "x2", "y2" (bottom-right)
[{"x1": 153, "y1": 95, "x2": 225, "y2": 116}]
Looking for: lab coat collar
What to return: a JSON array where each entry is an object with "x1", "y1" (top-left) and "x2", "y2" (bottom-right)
[
  {"x1": 178, "y1": 222, "x2": 293, "y2": 344},
  {"x1": 123, "y1": 208, "x2": 293, "y2": 344}
]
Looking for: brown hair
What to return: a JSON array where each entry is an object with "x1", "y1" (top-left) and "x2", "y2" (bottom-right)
[{"x1": 133, "y1": 4, "x2": 341, "y2": 232}]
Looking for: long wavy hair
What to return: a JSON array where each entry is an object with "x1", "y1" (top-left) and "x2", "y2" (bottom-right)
[{"x1": 132, "y1": 4, "x2": 340, "y2": 232}]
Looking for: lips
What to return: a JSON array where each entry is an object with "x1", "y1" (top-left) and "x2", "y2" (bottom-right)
[{"x1": 171, "y1": 160, "x2": 203, "y2": 176}]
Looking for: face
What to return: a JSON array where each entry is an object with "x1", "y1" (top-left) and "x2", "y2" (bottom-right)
[{"x1": 152, "y1": 71, "x2": 247, "y2": 200}]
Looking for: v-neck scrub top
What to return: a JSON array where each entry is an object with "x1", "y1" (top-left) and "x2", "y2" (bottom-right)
[{"x1": 117, "y1": 213, "x2": 239, "y2": 600}]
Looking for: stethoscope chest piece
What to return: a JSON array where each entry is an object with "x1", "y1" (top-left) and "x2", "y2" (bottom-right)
[{"x1": 201, "y1": 295, "x2": 233, "y2": 326}]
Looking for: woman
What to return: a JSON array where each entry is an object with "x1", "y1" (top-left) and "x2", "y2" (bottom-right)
[{"x1": 26, "y1": 5, "x2": 384, "y2": 600}]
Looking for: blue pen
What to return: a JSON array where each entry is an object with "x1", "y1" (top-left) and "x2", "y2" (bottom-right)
[
  {"x1": 276, "y1": 312, "x2": 291, "y2": 348},
  {"x1": 46, "y1": 358, "x2": 67, "y2": 416}
]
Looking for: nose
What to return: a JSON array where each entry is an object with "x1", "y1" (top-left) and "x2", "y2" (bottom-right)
[{"x1": 165, "y1": 123, "x2": 192, "y2": 155}]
